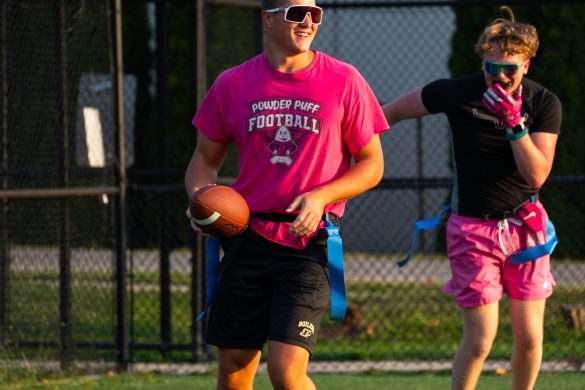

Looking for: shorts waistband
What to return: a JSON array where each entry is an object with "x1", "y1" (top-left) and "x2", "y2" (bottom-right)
[{"x1": 479, "y1": 193, "x2": 539, "y2": 221}]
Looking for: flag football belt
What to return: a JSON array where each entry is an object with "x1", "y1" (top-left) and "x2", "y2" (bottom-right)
[
  {"x1": 397, "y1": 194, "x2": 558, "y2": 267},
  {"x1": 196, "y1": 212, "x2": 347, "y2": 321},
  {"x1": 479, "y1": 192, "x2": 539, "y2": 221}
]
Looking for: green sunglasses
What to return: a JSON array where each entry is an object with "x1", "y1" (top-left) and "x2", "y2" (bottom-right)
[{"x1": 483, "y1": 60, "x2": 525, "y2": 77}]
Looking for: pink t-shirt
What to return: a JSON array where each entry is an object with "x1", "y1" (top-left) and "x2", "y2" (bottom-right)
[{"x1": 193, "y1": 51, "x2": 389, "y2": 248}]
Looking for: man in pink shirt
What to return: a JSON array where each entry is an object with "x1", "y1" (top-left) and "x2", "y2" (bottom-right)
[{"x1": 185, "y1": 0, "x2": 388, "y2": 388}]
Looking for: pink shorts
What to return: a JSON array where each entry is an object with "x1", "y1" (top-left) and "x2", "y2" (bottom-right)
[{"x1": 444, "y1": 203, "x2": 555, "y2": 308}]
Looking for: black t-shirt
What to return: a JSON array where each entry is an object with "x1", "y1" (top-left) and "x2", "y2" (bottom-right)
[{"x1": 421, "y1": 75, "x2": 562, "y2": 217}]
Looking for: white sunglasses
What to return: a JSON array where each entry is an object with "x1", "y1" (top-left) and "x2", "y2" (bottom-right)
[{"x1": 264, "y1": 5, "x2": 324, "y2": 25}]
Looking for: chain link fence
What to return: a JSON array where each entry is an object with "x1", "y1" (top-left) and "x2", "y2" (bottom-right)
[
  {"x1": 0, "y1": 0, "x2": 122, "y2": 371},
  {"x1": 1, "y1": 0, "x2": 584, "y2": 378}
]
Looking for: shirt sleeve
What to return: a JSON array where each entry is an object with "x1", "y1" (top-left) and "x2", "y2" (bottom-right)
[
  {"x1": 342, "y1": 69, "x2": 390, "y2": 154},
  {"x1": 191, "y1": 72, "x2": 233, "y2": 142},
  {"x1": 420, "y1": 78, "x2": 459, "y2": 114},
  {"x1": 530, "y1": 89, "x2": 562, "y2": 134}
]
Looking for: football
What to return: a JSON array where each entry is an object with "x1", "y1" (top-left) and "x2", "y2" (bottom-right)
[{"x1": 189, "y1": 184, "x2": 250, "y2": 237}]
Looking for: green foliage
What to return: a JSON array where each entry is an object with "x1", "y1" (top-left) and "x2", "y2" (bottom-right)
[
  {"x1": 205, "y1": 5, "x2": 263, "y2": 87},
  {"x1": 525, "y1": 5, "x2": 585, "y2": 178},
  {"x1": 122, "y1": 4, "x2": 156, "y2": 171},
  {"x1": 120, "y1": 4, "x2": 262, "y2": 248},
  {"x1": 449, "y1": 4, "x2": 585, "y2": 258},
  {"x1": 204, "y1": 5, "x2": 263, "y2": 178},
  {"x1": 448, "y1": 5, "x2": 497, "y2": 77}
]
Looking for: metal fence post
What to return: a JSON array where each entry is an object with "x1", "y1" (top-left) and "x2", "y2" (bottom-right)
[
  {"x1": 191, "y1": 0, "x2": 208, "y2": 362},
  {"x1": 190, "y1": 233, "x2": 207, "y2": 362},
  {"x1": 155, "y1": 0, "x2": 172, "y2": 356},
  {"x1": 416, "y1": 117, "x2": 426, "y2": 253},
  {"x1": 0, "y1": 0, "x2": 9, "y2": 347},
  {"x1": 111, "y1": 0, "x2": 129, "y2": 371},
  {"x1": 57, "y1": 0, "x2": 72, "y2": 369}
]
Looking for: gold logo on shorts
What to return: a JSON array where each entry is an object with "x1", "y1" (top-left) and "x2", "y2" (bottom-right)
[{"x1": 298, "y1": 321, "x2": 314, "y2": 338}]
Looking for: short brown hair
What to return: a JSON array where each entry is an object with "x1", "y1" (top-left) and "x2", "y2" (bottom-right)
[
  {"x1": 262, "y1": 0, "x2": 283, "y2": 10},
  {"x1": 475, "y1": 6, "x2": 539, "y2": 59}
]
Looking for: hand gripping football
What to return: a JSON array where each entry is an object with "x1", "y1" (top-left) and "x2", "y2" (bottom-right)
[{"x1": 189, "y1": 184, "x2": 250, "y2": 237}]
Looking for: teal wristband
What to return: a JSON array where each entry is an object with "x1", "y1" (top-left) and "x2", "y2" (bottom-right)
[{"x1": 506, "y1": 127, "x2": 529, "y2": 141}]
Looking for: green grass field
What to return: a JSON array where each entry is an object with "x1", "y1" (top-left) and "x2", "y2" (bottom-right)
[
  {"x1": 2, "y1": 371, "x2": 585, "y2": 390},
  {"x1": 2, "y1": 268, "x2": 585, "y2": 389},
  {"x1": 4, "y1": 270, "x2": 585, "y2": 364}
]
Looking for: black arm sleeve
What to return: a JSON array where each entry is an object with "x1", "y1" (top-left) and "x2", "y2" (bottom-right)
[
  {"x1": 530, "y1": 90, "x2": 562, "y2": 134},
  {"x1": 420, "y1": 78, "x2": 457, "y2": 114}
]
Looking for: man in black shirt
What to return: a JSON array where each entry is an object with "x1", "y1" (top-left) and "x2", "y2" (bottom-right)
[{"x1": 382, "y1": 7, "x2": 561, "y2": 390}]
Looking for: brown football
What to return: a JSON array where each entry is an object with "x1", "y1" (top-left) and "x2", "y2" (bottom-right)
[{"x1": 189, "y1": 184, "x2": 249, "y2": 237}]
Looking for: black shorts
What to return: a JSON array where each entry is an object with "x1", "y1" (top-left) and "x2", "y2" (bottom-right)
[{"x1": 205, "y1": 230, "x2": 330, "y2": 354}]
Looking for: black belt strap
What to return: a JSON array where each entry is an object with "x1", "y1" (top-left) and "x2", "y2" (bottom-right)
[
  {"x1": 253, "y1": 212, "x2": 339, "y2": 224},
  {"x1": 215, "y1": 212, "x2": 340, "y2": 277}
]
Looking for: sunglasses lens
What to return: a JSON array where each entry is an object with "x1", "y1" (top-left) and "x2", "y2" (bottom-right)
[
  {"x1": 484, "y1": 62, "x2": 519, "y2": 77},
  {"x1": 286, "y1": 6, "x2": 322, "y2": 24},
  {"x1": 503, "y1": 65, "x2": 518, "y2": 77}
]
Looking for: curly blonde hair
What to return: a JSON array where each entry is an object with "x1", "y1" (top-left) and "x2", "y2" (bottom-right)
[{"x1": 475, "y1": 6, "x2": 539, "y2": 59}]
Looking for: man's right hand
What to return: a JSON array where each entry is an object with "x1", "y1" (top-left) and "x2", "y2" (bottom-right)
[
  {"x1": 186, "y1": 207, "x2": 209, "y2": 236},
  {"x1": 482, "y1": 83, "x2": 523, "y2": 129}
]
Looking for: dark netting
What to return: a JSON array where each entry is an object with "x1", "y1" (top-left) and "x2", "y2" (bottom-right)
[{"x1": 1, "y1": 0, "x2": 118, "y2": 369}]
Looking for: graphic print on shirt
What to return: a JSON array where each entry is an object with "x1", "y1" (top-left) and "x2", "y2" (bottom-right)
[
  {"x1": 247, "y1": 97, "x2": 322, "y2": 173},
  {"x1": 472, "y1": 108, "x2": 529, "y2": 129}
]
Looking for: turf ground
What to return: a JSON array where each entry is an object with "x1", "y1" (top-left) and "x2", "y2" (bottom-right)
[{"x1": 2, "y1": 371, "x2": 585, "y2": 390}]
